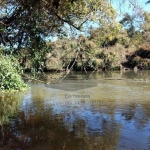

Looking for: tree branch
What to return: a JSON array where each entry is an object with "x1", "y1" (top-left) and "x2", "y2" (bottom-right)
[{"x1": 52, "y1": 9, "x2": 88, "y2": 30}]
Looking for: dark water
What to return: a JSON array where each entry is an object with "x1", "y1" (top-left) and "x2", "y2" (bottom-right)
[{"x1": 1, "y1": 71, "x2": 150, "y2": 150}]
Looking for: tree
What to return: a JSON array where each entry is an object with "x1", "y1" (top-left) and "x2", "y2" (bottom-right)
[
  {"x1": 140, "y1": 11, "x2": 150, "y2": 44},
  {"x1": 0, "y1": 0, "x2": 120, "y2": 49},
  {"x1": 89, "y1": 21, "x2": 123, "y2": 47}
]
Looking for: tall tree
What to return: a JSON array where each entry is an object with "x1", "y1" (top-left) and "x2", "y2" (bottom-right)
[{"x1": 0, "y1": 0, "x2": 119, "y2": 50}]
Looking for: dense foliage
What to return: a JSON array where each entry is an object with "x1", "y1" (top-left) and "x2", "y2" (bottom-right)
[
  {"x1": 0, "y1": 0, "x2": 117, "y2": 49},
  {"x1": 0, "y1": 51, "x2": 27, "y2": 91},
  {"x1": 0, "y1": 0, "x2": 150, "y2": 90}
]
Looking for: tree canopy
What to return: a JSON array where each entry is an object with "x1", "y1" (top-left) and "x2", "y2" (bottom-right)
[
  {"x1": 1, "y1": 0, "x2": 150, "y2": 91},
  {"x1": 0, "y1": 0, "x2": 119, "y2": 49},
  {"x1": 1, "y1": 0, "x2": 148, "y2": 49}
]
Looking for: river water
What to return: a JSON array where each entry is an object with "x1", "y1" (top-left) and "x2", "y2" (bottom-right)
[{"x1": 0, "y1": 71, "x2": 150, "y2": 150}]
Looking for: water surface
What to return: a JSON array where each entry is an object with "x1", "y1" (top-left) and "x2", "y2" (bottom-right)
[{"x1": 0, "y1": 71, "x2": 150, "y2": 150}]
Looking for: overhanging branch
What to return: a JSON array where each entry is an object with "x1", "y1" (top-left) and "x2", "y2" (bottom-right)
[{"x1": 52, "y1": 10, "x2": 88, "y2": 30}]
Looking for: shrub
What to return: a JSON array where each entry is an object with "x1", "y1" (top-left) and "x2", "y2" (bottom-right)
[{"x1": 0, "y1": 54, "x2": 27, "y2": 91}]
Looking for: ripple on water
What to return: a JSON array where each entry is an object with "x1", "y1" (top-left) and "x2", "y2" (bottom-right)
[{"x1": 1, "y1": 71, "x2": 150, "y2": 150}]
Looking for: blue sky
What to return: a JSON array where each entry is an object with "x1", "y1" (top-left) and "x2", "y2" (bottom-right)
[
  {"x1": 110, "y1": 0, "x2": 150, "y2": 30},
  {"x1": 112, "y1": 0, "x2": 150, "y2": 15}
]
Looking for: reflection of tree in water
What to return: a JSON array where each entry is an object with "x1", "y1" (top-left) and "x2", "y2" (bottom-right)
[
  {"x1": 0, "y1": 93, "x2": 24, "y2": 124},
  {"x1": 121, "y1": 103, "x2": 136, "y2": 121},
  {"x1": 0, "y1": 92, "x2": 25, "y2": 148},
  {"x1": 120, "y1": 102, "x2": 150, "y2": 129},
  {"x1": 0, "y1": 87, "x2": 121, "y2": 150},
  {"x1": 133, "y1": 103, "x2": 150, "y2": 129},
  {"x1": 65, "y1": 111, "x2": 120, "y2": 150},
  {"x1": 1, "y1": 82, "x2": 150, "y2": 150},
  {"x1": 0, "y1": 108, "x2": 121, "y2": 150}
]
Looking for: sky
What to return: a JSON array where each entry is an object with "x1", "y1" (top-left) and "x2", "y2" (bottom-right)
[
  {"x1": 112, "y1": 0, "x2": 150, "y2": 16},
  {"x1": 110, "y1": 0, "x2": 150, "y2": 30}
]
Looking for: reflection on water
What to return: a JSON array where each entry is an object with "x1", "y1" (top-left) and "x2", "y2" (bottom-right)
[
  {"x1": 0, "y1": 92, "x2": 24, "y2": 124},
  {"x1": 1, "y1": 71, "x2": 150, "y2": 150}
]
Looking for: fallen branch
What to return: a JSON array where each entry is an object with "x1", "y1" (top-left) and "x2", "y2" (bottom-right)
[{"x1": 57, "y1": 52, "x2": 79, "y2": 83}]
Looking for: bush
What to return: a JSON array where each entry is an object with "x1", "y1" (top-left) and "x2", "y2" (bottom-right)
[{"x1": 0, "y1": 54, "x2": 27, "y2": 91}]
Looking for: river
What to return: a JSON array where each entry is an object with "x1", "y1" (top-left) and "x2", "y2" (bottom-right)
[{"x1": 0, "y1": 70, "x2": 150, "y2": 150}]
